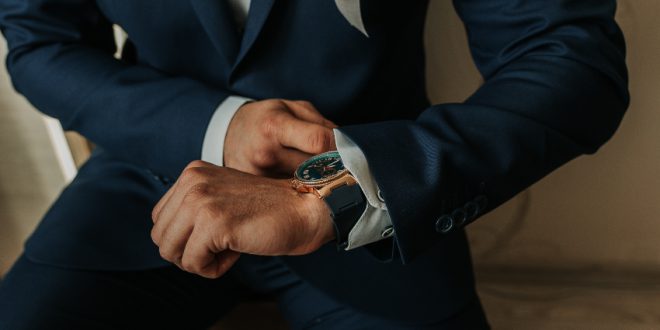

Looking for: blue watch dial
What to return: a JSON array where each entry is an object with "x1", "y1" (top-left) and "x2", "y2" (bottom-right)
[{"x1": 295, "y1": 151, "x2": 346, "y2": 183}]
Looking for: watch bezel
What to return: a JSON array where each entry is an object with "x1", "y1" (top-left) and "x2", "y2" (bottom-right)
[{"x1": 293, "y1": 151, "x2": 347, "y2": 186}]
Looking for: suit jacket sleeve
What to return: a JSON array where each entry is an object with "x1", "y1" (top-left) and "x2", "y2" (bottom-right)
[
  {"x1": 338, "y1": 0, "x2": 629, "y2": 263},
  {"x1": 0, "y1": 0, "x2": 229, "y2": 179}
]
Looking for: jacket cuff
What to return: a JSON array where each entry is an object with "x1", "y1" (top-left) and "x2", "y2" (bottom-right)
[{"x1": 334, "y1": 129, "x2": 394, "y2": 250}]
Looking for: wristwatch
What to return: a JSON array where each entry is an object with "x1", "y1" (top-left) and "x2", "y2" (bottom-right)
[{"x1": 291, "y1": 151, "x2": 366, "y2": 249}]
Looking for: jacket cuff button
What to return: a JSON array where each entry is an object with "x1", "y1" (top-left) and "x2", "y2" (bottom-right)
[
  {"x1": 380, "y1": 226, "x2": 394, "y2": 238},
  {"x1": 377, "y1": 189, "x2": 386, "y2": 203},
  {"x1": 435, "y1": 215, "x2": 454, "y2": 233}
]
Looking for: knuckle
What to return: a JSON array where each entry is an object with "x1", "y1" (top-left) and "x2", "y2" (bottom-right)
[
  {"x1": 309, "y1": 129, "x2": 332, "y2": 152},
  {"x1": 159, "y1": 247, "x2": 173, "y2": 261},
  {"x1": 186, "y1": 182, "x2": 212, "y2": 200},
  {"x1": 150, "y1": 228, "x2": 160, "y2": 244},
  {"x1": 263, "y1": 99, "x2": 280, "y2": 107},
  {"x1": 252, "y1": 148, "x2": 276, "y2": 168},
  {"x1": 151, "y1": 207, "x2": 159, "y2": 222},
  {"x1": 186, "y1": 160, "x2": 208, "y2": 169},
  {"x1": 181, "y1": 257, "x2": 198, "y2": 273},
  {"x1": 180, "y1": 166, "x2": 206, "y2": 182},
  {"x1": 264, "y1": 99, "x2": 286, "y2": 112},
  {"x1": 296, "y1": 100, "x2": 315, "y2": 109}
]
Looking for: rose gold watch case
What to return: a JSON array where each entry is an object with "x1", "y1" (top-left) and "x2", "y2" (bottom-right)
[{"x1": 291, "y1": 171, "x2": 358, "y2": 199}]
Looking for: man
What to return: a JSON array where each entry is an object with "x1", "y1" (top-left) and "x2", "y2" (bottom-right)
[{"x1": 0, "y1": 0, "x2": 628, "y2": 329}]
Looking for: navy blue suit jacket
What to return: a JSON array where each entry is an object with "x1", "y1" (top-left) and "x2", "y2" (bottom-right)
[{"x1": 0, "y1": 0, "x2": 628, "y2": 323}]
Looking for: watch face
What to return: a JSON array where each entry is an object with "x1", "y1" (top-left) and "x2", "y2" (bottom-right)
[{"x1": 295, "y1": 151, "x2": 346, "y2": 183}]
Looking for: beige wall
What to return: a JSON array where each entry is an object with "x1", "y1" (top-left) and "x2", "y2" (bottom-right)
[
  {"x1": 0, "y1": 1, "x2": 659, "y2": 328},
  {"x1": 0, "y1": 42, "x2": 65, "y2": 275}
]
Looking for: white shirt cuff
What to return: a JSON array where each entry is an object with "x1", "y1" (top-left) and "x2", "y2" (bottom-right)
[
  {"x1": 201, "y1": 96, "x2": 252, "y2": 166},
  {"x1": 334, "y1": 129, "x2": 393, "y2": 250}
]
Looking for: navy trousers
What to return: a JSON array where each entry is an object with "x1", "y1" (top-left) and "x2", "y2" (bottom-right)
[{"x1": 0, "y1": 254, "x2": 489, "y2": 329}]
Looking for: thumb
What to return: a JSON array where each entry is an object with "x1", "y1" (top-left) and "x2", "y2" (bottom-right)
[
  {"x1": 282, "y1": 100, "x2": 338, "y2": 128},
  {"x1": 277, "y1": 114, "x2": 337, "y2": 155}
]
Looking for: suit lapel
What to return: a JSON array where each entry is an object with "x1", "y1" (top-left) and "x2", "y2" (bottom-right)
[
  {"x1": 231, "y1": 0, "x2": 275, "y2": 72},
  {"x1": 190, "y1": 0, "x2": 241, "y2": 66}
]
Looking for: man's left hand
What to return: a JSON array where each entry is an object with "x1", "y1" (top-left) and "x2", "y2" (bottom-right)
[{"x1": 151, "y1": 160, "x2": 335, "y2": 279}]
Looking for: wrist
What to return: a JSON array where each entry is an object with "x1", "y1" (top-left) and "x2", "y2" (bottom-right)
[
  {"x1": 290, "y1": 151, "x2": 367, "y2": 250},
  {"x1": 300, "y1": 192, "x2": 336, "y2": 245}
]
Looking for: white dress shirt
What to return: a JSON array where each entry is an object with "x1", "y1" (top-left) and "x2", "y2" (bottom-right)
[{"x1": 201, "y1": 0, "x2": 393, "y2": 249}]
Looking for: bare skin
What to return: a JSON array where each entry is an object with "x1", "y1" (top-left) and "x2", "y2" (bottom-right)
[
  {"x1": 223, "y1": 99, "x2": 337, "y2": 177},
  {"x1": 152, "y1": 99, "x2": 338, "y2": 278}
]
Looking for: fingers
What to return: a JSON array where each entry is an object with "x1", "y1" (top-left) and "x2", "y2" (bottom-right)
[
  {"x1": 151, "y1": 176, "x2": 178, "y2": 224},
  {"x1": 156, "y1": 163, "x2": 213, "y2": 224},
  {"x1": 153, "y1": 161, "x2": 214, "y2": 223},
  {"x1": 281, "y1": 100, "x2": 338, "y2": 153},
  {"x1": 276, "y1": 115, "x2": 337, "y2": 155},
  {"x1": 151, "y1": 160, "x2": 243, "y2": 278},
  {"x1": 225, "y1": 98, "x2": 339, "y2": 176},
  {"x1": 155, "y1": 204, "x2": 195, "y2": 267},
  {"x1": 282, "y1": 100, "x2": 337, "y2": 128},
  {"x1": 182, "y1": 226, "x2": 241, "y2": 279},
  {"x1": 151, "y1": 161, "x2": 213, "y2": 241},
  {"x1": 150, "y1": 179, "x2": 182, "y2": 245},
  {"x1": 275, "y1": 148, "x2": 315, "y2": 175}
]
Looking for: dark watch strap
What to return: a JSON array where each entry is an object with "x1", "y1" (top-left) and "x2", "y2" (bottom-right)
[{"x1": 324, "y1": 183, "x2": 367, "y2": 249}]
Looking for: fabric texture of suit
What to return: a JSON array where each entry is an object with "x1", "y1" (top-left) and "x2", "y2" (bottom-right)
[{"x1": 0, "y1": 0, "x2": 628, "y2": 323}]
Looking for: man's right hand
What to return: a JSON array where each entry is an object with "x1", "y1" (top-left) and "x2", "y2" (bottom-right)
[{"x1": 223, "y1": 99, "x2": 338, "y2": 177}]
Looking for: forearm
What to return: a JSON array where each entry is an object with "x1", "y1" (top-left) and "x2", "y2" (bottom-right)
[{"x1": 339, "y1": 0, "x2": 629, "y2": 262}]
